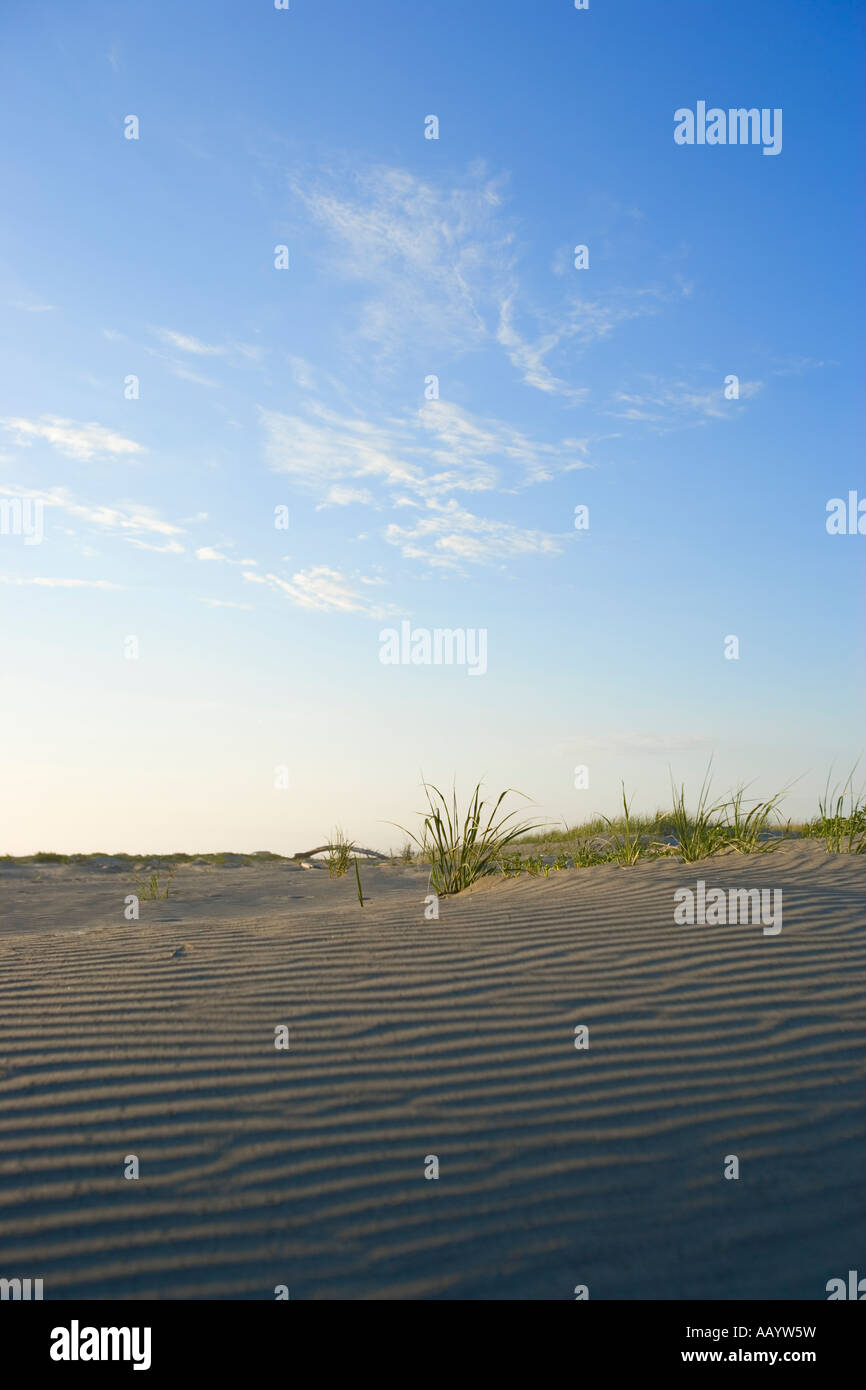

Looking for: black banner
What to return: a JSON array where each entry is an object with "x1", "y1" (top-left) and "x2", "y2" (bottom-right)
[{"x1": 3, "y1": 1300, "x2": 862, "y2": 1376}]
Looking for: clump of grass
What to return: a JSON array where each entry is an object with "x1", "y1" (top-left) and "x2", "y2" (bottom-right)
[
  {"x1": 601, "y1": 783, "x2": 649, "y2": 865},
  {"x1": 518, "y1": 810, "x2": 667, "y2": 847},
  {"x1": 811, "y1": 767, "x2": 866, "y2": 853},
  {"x1": 325, "y1": 827, "x2": 356, "y2": 878},
  {"x1": 395, "y1": 780, "x2": 542, "y2": 896},
  {"x1": 722, "y1": 784, "x2": 791, "y2": 854},
  {"x1": 668, "y1": 764, "x2": 730, "y2": 863},
  {"x1": 135, "y1": 865, "x2": 174, "y2": 900},
  {"x1": 31, "y1": 851, "x2": 71, "y2": 864},
  {"x1": 570, "y1": 842, "x2": 612, "y2": 867},
  {"x1": 500, "y1": 849, "x2": 586, "y2": 879},
  {"x1": 497, "y1": 767, "x2": 803, "y2": 866}
]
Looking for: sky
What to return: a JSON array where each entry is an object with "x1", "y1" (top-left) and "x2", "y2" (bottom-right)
[{"x1": 0, "y1": 0, "x2": 863, "y2": 855}]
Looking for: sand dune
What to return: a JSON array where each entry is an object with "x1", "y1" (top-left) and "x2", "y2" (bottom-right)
[{"x1": 0, "y1": 841, "x2": 864, "y2": 1299}]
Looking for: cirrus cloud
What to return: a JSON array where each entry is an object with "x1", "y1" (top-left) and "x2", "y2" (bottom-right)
[
  {"x1": 243, "y1": 565, "x2": 395, "y2": 618},
  {"x1": 0, "y1": 416, "x2": 145, "y2": 461}
]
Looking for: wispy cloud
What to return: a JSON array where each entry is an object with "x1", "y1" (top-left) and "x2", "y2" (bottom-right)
[
  {"x1": 126, "y1": 537, "x2": 184, "y2": 554},
  {"x1": 0, "y1": 416, "x2": 145, "y2": 461},
  {"x1": 0, "y1": 485, "x2": 183, "y2": 538},
  {"x1": 197, "y1": 597, "x2": 253, "y2": 610},
  {"x1": 0, "y1": 575, "x2": 122, "y2": 589},
  {"x1": 262, "y1": 404, "x2": 424, "y2": 493},
  {"x1": 152, "y1": 328, "x2": 225, "y2": 356},
  {"x1": 497, "y1": 294, "x2": 587, "y2": 401},
  {"x1": 385, "y1": 498, "x2": 564, "y2": 569},
  {"x1": 497, "y1": 291, "x2": 657, "y2": 400},
  {"x1": 294, "y1": 163, "x2": 514, "y2": 356},
  {"x1": 195, "y1": 545, "x2": 255, "y2": 565},
  {"x1": 288, "y1": 356, "x2": 316, "y2": 389},
  {"x1": 146, "y1": 328, "x2": 263, "y2": 385},
  {"x1": 261, "y1": 398, "x2": 586, "y2": 504},
  {"x1": 292, "y1": 161, "x2": 670, "y2": 399},
  {"x1": 316, "y1": 485, "x2": 374, "y2": 509},
  {"x1": 770, "y1": 356, "x2": 830, "y2": 377},
  {"x1": 169, "y1": 362, "x2": 219, "y2": 388},
  {"x1": 610, "y1": 376, "x2": 764, "y2": 427},
  {"x1": 243, "y1": 565, "x2": 394, "y2": 617},
  {"x1": 417, "y1": 399, "x2": 586, "y2": 489}
]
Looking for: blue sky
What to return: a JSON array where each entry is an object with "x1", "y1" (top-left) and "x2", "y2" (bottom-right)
[{"x1": 0, "y1": 0, "x2": 863, "y2": 854}]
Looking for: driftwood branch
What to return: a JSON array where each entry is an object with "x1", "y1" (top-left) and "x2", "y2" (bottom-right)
[{"x1": 290, "y1": 845, "x2": 389, "y2": 862}]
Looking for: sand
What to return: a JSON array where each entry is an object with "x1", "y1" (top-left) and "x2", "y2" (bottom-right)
[{"x1": 0, "y1": 842, "x2": 864, "y2": 1300}]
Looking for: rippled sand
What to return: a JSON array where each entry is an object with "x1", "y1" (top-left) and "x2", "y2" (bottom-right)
[{"x1": 1, "y1": 842, "x2": 864, "y2": 1299}]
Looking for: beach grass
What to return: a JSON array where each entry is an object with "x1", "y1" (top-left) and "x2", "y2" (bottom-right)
[
  {"x1": 514, "y1": 768, "x2": 804, "y2": 868},
  {"x1": 325, "y1": 827, "x2": 356, "y2": 878},
  {"x1": 723, "y1": 784, "x2": 791, "y2": 854},
  {"x1": 4, "y1": 767, "x2": 864, "y2": 887},
  {"x1": 665, "y1": 764, "x2": 730, "y2": 863},
  {"x1": 805, "y1": 767, "x2": 866, "y2": 854},
  {"x1": 134, "y1": 866, "x2": 174, "y2": 900},
  {"x1": 394, "y1": 780, "x2": 543, "y2": 895},
  {"x1": 602, "y1": 783, "x2": 649, "y2": 865}
]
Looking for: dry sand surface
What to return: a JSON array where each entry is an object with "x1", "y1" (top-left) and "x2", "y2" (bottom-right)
[{"x1": 1, "y1": 842, "x2": 864, "y2": 1299}]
